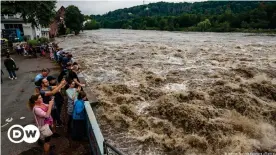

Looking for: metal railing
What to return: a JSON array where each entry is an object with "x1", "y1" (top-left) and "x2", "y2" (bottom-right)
[
  {"x1": 84, "y1": 101, "x2": 125, "y2": 155},
  {"x1": 104, "y1": 141, "x2": 125, "y2": 155}
]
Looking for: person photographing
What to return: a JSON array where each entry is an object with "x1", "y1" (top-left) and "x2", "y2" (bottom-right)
[
  {"x1": 38, "y1": 78, "x2": 67, "y2": 138},
  {"x1": 28, "y1": 94, "x2": 55, "y2": 155}
]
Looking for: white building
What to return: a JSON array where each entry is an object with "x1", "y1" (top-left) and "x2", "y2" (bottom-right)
[
  {"x1": 1, "y1": 13, "x2": 48, "y2": 40},
  {"x1": 41, "y1": 28, "x2": 50, "y2": 39}
]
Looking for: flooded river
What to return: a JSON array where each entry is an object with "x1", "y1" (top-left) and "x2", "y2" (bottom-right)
[{"x1": 57, "y1": 29, "x2": 276, "y2": 155}]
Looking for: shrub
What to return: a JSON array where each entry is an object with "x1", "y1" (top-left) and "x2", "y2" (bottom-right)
[
  {"x1": 39, "y1": 37, "x2": 49, "y2": 44},
  {"x1": 197, "y1": 19, "x2": 211, "y2": 31},
  {"x1": 27, "y1": 39, "x2": 39, "y2": 46},
  {"x1": 66, "y1": 28, "x2": 71, "y2": 34},
  {"x1": 84, "y1": 20, "x2": 100, "y2": 30}
]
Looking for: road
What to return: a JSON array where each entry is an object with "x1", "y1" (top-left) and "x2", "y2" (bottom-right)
[
  {"x1": 1, "y1": 54, "x2": 91, "y2": 155},
  {"x1": 1, "y1": 54, "x2": 59, "y2": 155}
]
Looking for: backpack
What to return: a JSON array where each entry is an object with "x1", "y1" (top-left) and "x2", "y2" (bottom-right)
[{"x1": 72, "y1": 100, "x2": 85, "y2": 120}]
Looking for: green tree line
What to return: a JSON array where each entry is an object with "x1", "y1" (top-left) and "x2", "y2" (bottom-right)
[{"x1": 91, "y1": 1, "x2": 276, "y2": 32}]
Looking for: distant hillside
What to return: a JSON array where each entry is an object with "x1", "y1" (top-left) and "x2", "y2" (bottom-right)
[
  {"x1": 89, "y1": 1, "x2": 276, "y2": 32},
  {"x1": 92, "y1": 1, "x2": 261, "y2": 21}
]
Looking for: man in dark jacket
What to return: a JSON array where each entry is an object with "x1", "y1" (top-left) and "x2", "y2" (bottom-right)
[{"x1": 4, "y1": 55, "x2": 17, "y2": 80}]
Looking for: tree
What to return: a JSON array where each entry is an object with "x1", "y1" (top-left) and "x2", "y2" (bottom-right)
[
  {"x1": 90, "y1": 1, "x2": 275, "y2": 32},
  {"x1": 64, "y1": 5, "x2": 84, "y2": 35},
  {"x1": 241, "y1": 21, "x2": 249, "y2": 28},
  {"x1": 84, "y1": 20, "x2": 100, "y2": 30},
  {"x1": 159, "y1": 18, "x2": 167, "y2": 30},
  {"x1": 197, "y1": 19, "x2": 211, "y2": 31},
  {"x1": 1, "y1": 1, "x2": 56, "y2": 27},
  {"x1": 58, "y1": 23, "x2": 66, "y2": 35}
]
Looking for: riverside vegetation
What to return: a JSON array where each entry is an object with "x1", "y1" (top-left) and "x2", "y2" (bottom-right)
[{"x1": 90, "y1": 1, "x2": 276, "y2": 33}]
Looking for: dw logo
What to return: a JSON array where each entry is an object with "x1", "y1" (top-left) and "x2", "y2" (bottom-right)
[{"x1": 7, "y1": 124, "x2": 40, "y2": 143}]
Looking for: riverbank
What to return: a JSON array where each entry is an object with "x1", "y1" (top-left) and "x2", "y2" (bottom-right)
[{"x1": 100, "y1": 27, "x2": 276, "y2": 34}]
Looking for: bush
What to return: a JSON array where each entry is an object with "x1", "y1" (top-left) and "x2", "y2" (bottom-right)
[
  {"x1": 27, "y1": 39, "x2": 39, "y2": 46},
  {"x1": 210, "y1": 21, "x2": 232, "y2": 32},
  {"x1": 66, "y1": 28, "x2": 71, "y2": 34},
  {"x1": 39, "y1": 37, "x2": 49, "y2": 44},
  {"x1": 84, "y1": 20, "x2": 100, "y2": 30},
  {"x1": 197, "y1": 19, "x2": 211, "y2": 31}
]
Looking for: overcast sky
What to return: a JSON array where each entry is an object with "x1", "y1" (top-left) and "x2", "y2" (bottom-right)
[{"x1": 56, "y1": 0, "x2": 206, "y2": 15}]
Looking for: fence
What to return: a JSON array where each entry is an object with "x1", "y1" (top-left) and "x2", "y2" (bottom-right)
[{"x1": 84, "y1": 101, "x2": 125, "y2": 155}]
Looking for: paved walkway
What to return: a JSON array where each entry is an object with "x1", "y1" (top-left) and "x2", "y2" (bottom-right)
[{"x1": 1, "y1": 54, "x2": 89, "y2": 155}]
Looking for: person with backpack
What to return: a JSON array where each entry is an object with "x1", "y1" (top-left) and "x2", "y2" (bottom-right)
[
  {"x1": 72, "y1": 91, "x2": 87, "y2": 140},
  {"x1": 4, "y1": 54, "x2": 17, "y2": 80}
]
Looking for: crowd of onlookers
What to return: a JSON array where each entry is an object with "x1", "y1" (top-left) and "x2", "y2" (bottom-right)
[
  {"x1": 2, "y1": 41, "x2": 88, "y2": 154},
  {"x1": 15, "y1": 42, "x2": 49, "y2": 57},
  {"x1": 23, "y1": 42, "x2": 87, "y2": 155}
]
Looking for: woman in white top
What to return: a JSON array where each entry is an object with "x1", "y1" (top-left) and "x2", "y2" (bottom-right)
[{"x1": 65, "y1": 81, "x2": 81, "y2": 134}]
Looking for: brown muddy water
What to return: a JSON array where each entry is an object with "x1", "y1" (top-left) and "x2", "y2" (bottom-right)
[{"x1": 57, "y1": 29, "x2": 276, "y2": 155}]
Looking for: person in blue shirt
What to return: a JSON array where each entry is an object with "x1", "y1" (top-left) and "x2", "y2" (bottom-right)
[
  {"x1": 72, "y1": 91, "x2": 87, "y2": 140},
  {"x1": 34, "y1": 68, "x2": 50, "y2": 94},
  {"x1": 61, "y1": 54, "x2": 73, "y2": 70},
  {"x1": 35, "y1": 68, "x2": 50, "y2": 83}
]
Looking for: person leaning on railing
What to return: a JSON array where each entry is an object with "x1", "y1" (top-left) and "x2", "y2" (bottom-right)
[
  {"x1": 72, "y1": 91, "x2": 87, "y2": 141},
  {"x1": 68, "y1": 65, "x2": 85, "y2": 88}
]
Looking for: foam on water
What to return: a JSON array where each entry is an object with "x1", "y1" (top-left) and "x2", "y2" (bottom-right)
[{"x1": 161, "y1": 83, "x2": 187, "y2": 92}]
